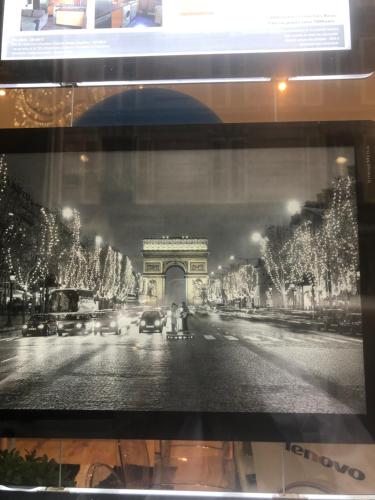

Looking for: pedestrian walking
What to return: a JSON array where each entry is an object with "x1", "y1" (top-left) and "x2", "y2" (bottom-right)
[{"x1": 178, "y1": 302, "x2": 189, "y2": 333}]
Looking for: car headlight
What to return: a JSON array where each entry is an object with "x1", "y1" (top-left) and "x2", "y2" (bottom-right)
[
  {"x1": 154, "y1": 320, "x2": 161, "y2": 327},
  {"x1": 95, "y1": 321, "x2": 101, "y2": 328},
  {"x1": 76, "y1": 322, "x2": 82, "y2": 329},
  {"x1": 22, "y1": 324, "x2": 28, "y2": 329},
  {"x1": 57, "y1": 322, "x2": 63, "y2": 329},
  {"x1": 110, "y1": 321, "x2": 117, "y2": 328},
  {"x1": 140, "y1": 320, "x2": 146, "y2": 326},
  {"x1": 37, "y1": 324, "x2": 45, "y2": 330}
]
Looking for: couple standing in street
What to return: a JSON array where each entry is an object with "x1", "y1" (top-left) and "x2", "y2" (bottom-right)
[{"x1": 169, "y1": 302, "x2": 189, "y2": 333}]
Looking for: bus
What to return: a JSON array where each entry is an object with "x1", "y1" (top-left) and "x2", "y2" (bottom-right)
[{"x1": 49, "y1": 288, "x2": 98, "y2": 314}]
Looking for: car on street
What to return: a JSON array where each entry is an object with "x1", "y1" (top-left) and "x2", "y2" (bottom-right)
[
  {"x1": 56, "y1": 313, "x2": 94, "y2": 336},
  {"x1": 123, "y1": 307, "x2": 144, "y2": 327},
  {"x1": 139, "y1": 310, "x2": 164, "y2": 333},
  {"x1": 92, "y1": 310, "x2": 122, "y2": 335},
  {"x1": 22, "y1": 314, "x2": 58, "y2": 337}
]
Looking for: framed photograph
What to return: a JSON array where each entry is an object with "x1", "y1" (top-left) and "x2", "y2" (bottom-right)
[{"x1": 0, "y1": 122, "x2": 374, "y2": 442}]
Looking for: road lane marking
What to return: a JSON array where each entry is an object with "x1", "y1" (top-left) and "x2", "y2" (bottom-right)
[
  {"x1": 286, "y1": 336, "x2": 304, "y2": 342},
  {"x1": 244, "y1": 335, "x2": 281, "y2": 343},
  {"x1": 326, "y1": 337, "x2": 352, "y2": 344},
  {"x1": 306, "y1": 337, "x2": 326, "y2": 343},
  {"x1": 204, "y1": 335, "x2": 216, "y2": 340},
  {"x1": 1, "y1": 356, "x2": 18, "y2": 363},
  {"x1": 223, "y1": 335, "x2": 239, "y2": 341},
  {"x1": 5, "y1": 337, "x2": 18, "y2": 342}
]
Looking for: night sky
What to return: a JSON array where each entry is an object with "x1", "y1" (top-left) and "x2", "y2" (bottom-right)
[{"x1": 7, "y1": 147, "x2": 354, "y2": 273}]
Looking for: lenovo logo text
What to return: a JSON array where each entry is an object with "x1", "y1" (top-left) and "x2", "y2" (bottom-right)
[{"x1": 286, "y1": 443, "x2": 365, "y2": 481}]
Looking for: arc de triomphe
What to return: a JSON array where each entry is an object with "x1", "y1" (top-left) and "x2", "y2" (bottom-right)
[{"x1": 140, "y1": 237, "x2": 209, "y2": 306}]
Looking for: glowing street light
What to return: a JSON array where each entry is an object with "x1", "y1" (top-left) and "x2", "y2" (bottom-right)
[
  {"x1": 251, "y1": 232, "x2": 262, "y2": 244},
  {"x1": 286, "y1": 199, "x2": 302, "y2": 215},
  {"x1": 229, "y1": 255, "x2": 235, "y2": 261},
  {"x1": 62, "y1": 206, "x2": 74, "y2": 220},
  {"x1": 336, "y1": 156, "x2": 348, "y2": 165},
  {"x1": 80, "y1": 154, "x2": 89, "y2": 163}
]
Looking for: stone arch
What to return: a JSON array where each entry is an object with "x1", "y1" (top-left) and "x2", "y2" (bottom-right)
[
  {"x1": 165, "y1": 265, "x2": 187, "y2": 306},
  {"x1": 141, "y1": 238, "x2": 209, "y2": 306},
  {"x1": 164, "y1": 260, "x2": 188, "y2": 274}
]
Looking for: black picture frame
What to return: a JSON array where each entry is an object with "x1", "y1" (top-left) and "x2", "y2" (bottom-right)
[
  {"x1": 0, "y1": 0, "x2": 374, "y2": 85},
  {"x1": 0, "y1": 121, "x2": 374, "y2": 443}
]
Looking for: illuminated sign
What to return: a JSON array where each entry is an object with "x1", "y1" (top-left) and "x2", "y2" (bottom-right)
[{"x1": 1, "y1": 0, "x2": 351, "y2": 61}]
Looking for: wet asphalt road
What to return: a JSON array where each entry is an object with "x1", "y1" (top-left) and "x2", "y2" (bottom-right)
[{"x1": 0, "y1": 312, "x2": 366, "y2": 413}]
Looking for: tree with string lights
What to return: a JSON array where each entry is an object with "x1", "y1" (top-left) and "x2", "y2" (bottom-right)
[
  {"x1": 237, "y1": 264, "x2": 258, "y2": 307},
  {"x1": 318, "y1": 175, "x2": 359, "y2": 301},
  {"x1": 259, "y1": 225, "x2": 294, "y2": 308},
  {"x1": 5, "y1": 208, "x2": 59, "y2": 298},
  {"x1": 58, "y1": 209, "x2": 88, "y2": 289}
]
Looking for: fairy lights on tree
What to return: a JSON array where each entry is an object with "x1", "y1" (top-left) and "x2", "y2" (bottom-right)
[
  {"x1": 260, "y1": 225, "x2": 294, "y2": 307},
  {"x1": 256, "y1": 175, "x2": 360, "y2": 309},
  {"x1": 1, "y1": 167, "x2": 136, "y2": 305},
  {"x1": 0, "y1": 154, "x2": 7, "y2": 205},
  {"x1": 319, "y1": 176, "x2": 359, "y2": 299},
  {"x1": 5, "y1": 208, "x2": 59, "y2": 293}
]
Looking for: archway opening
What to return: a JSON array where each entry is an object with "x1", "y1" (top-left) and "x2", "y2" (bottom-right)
[{"x1": 165, "y1": 266, "x2": 186, "y2": 306}]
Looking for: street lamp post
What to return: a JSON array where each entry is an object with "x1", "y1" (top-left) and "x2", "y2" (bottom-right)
[{"x1": 6, "y1": 274, "x2": 16, "y2": 327}]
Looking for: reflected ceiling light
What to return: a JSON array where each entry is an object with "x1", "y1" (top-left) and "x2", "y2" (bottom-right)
[
  {"x1": 0, "y1": 90, "x2": 6, "y2": 97},
  {"x1": 0, "y1": 82, "x2": 62, "y2": 89},
  {"x1": 336, "y1": 156, "x2": 348, "y2": 165},
  {"x1": 76, "y1": 77, "x2": 272, "y2": 87},
  {"x1": 277, "y1": 81, "x2": 288, "y2": 93},
  {"x1": 0, "y1": 72, "x2": 372, "y2": 90},
  {"x1": 32, "y1": 487, "x2": 277, "y2": 498},
  {"x1": 289, "y1": 72, "x2": 374, "y2": 81}
]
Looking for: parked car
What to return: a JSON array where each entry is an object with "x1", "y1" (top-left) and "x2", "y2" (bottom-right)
[
  {"x1": 56, "y1": 313, "x2": 94, "y2": 336},
  {"x1": 92, "y1": 310, "x2": 122, "y2": 335},
  {"x1": 22, "y1": 314, "x2": 58, "y2": 337},
  {"x1": 139, "y1": 310, "x2": 163, "y2": 333}
]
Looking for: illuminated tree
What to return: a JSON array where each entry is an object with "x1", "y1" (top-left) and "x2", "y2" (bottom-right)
[
  {"x1": 260, "y1": 225, "x2": 294, "y2": 308},
  {"x1": 5, "y1": 208, "x2": 59, "y2": 292},
  {"x1": 87, "y1": 241, "x2": 102, "y2": 292},
  {"x1": 207, "y1": 277, "x2": 222, "y2": 303},
  {"x1": 0, "y1": 154, "x2": 7, "y2": 205},
  {"x1": 319, "y1": 176, "x2": 359, "y2": 298},
  {"x1": 238, "y1": 264, "x2": 258, "y2": 306},
  {"x1": 58, "y1": 209, "x2": 88, "y2": 288},
  {"x1": 284, "y1": 221, "x2": 323, "y2": 308}
]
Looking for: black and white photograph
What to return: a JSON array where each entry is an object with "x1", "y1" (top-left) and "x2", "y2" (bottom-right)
[{"x1": 0, "y1": 143, "x2": 366, "y2": 414}]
